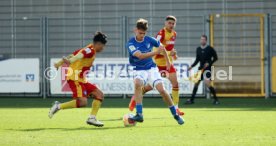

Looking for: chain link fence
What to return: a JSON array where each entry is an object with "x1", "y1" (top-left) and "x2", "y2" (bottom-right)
[{"x1": 1, "y1": 15, "x2": 275, "y2": 97}]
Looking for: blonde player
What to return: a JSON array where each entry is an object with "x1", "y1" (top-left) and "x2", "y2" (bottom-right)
[{"x1": 128, "y1": 16, "x2": 184, "y2": 115}]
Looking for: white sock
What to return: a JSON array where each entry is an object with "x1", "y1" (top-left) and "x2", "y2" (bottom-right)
[{"x1": 89, "y1": 115, "x2": 96, "y2": 119}]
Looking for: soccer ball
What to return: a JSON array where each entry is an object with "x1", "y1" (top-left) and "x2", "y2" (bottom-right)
[{"x1": 123, "y1": 113, "x2": 137, "y2": 127}]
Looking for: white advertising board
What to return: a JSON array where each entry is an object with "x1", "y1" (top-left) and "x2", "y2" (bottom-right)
[
  {"x1": 50, "y1": 58, "x2": 203, "y2": 95},
  {"x1": 0, "y1": 59, "x2": 40, "y2": 93}
]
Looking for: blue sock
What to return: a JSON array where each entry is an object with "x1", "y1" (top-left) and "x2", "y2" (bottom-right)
[
  {"x1": 136, "y1": 104, "x2": 143, "y2": 115},
  {"x1": 169, "y1": 106, "x2": 177, "y2": 116}
]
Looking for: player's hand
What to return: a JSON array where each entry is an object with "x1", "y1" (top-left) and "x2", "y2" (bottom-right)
[
  {"x1": 188, "y1": 66, "x2": 192, "y2": 71},
  {"x1": 170, "y1": 49, "x2": 177, "y2": 56},
  {"x1": 173, "y1": 54, "x2": 178, "y2": 60},
  {"x1": 62, "y1": 56, "x2": 71, "y2": 65},
  {"x1": 157, "y1": 46, "x2": 166, "y2": 55},
  {"x1": 54, "y1": 63, "x2": 59, "y2": 70},
  {"x1": 204, "y1": 63, "x2": 209, "y2": 69}
]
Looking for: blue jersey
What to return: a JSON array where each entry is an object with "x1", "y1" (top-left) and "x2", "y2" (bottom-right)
[{"x1": 127, "y1": 36, "x2": 160, "y2": 70}]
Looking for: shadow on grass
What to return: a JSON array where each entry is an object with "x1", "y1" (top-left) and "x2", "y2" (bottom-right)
[
  {"x1": 6, "y1": 124, "x2": 179, "y2": 132},
  {"x1": 101, "y1": 117, "x2": 168, "y2": 122},
  {"x1": 0, "y1": 97, "x2": 275, "y2": 110}
]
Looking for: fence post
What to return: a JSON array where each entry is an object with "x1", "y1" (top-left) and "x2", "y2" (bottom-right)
[
  {"x1": 264, "y1": 14, "x2": 270, "y2": 99},
  {"x1": 205, "y1": 15, "x2": 210, "y2": 99},
  {"x1": 42, "y1": 17, "x2": 45, "y2": 99},
  {"x1": 121, "y1": 16, "x2": 128, "y2": 57},
  {"x1": 42, "y1": 16, "x2": 48, "y2": 99},
  {"x1": 268, "y1": 15, "x2": 274, "y2": 97}
]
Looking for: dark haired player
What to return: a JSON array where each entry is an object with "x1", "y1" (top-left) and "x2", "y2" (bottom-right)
[
  {"x1": 128, "y1": 16, "x2": 185, "y2": 116},
  {"x1": 48, "y1": 32, "x2": 108, "y2": 127},
  {"x1": 185, "y1": 35, "x2": 219, "y2": 105},
  {"x1": 127, "y1": 18, "x2": 184, "y2": 125}
]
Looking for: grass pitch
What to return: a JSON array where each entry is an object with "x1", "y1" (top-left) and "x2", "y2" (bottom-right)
[{"x1": 0, "y1": 97, "x2": 275, "y2": 146}]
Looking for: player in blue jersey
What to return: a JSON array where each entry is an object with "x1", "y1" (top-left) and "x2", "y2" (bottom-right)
[{"x1": 126, "y1": 18, "x2": 184, "y2": 125}]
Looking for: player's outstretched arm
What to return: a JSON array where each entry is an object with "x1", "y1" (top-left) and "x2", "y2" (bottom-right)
[
  {"x1": 63, "y1": 53, "x2": 84, "y2": 64},
  {"x1": 62, "y1": 44, "x2": 92, "y2": 65},
  {"x1": 54, "y1": 54, "x2": 74, "y2": 70}
]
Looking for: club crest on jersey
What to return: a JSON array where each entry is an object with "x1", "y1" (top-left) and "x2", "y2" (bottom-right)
[
  {"x1": 83, "y1": 90, "x2": 87, "y2": 96},
  {"x1": 147, "y1": 43, "x2": 150, "y2": 48},
  {"x1": 85, "y1": 48, "x2": 91, "y2": 54}
]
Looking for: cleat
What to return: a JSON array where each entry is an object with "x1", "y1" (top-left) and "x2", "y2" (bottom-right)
[
  {"x1": 174, "y1": 115, "x2": 185, "y2": 125},
  {"x1": 128, "y1": 113, "x2": 144, "y2": 123},
  {"x1": 48, "y1": 101, "x2": 60, "y2": 119},
  {"x1": 213, "y1": 100, "x2": 220, "y2": 105},
  {"x1": 86, "y1": 117, "x2": 104, "y2": 127},
  {"x1": 185, "y1": 99, "x2": 194, "y2": 104},
  {"x1": 128, "y1": 95, "x2": 136, "y2": 112},
  {"x1": 176, "y1": 108, "x2": 185, "y2": 116}
]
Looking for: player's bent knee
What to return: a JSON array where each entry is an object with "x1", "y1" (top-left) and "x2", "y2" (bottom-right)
[
  {"x1": 76, "y1": 98, "x2": 87, "y2": 107},
  {"x1": 92, "y1": 90, "x2": 104, "y2": 102},
  {"x1": 96, "y1": 93, "x2": 104, "y2": 102},
  {"x1": 94, "y1": 96, "x2": 103, "y2": 102},
  {"x1": 172, "y1": 83, "x2": 179, "y2": 89},
  {"x1": 134, "y1": 77, "x2": 144, "y2": 84},
  {"x1": 134, "y1": 79, "x2": 143, "y2": 89},
  {"x1": 171, "y1": 79, "x2": 179, "y2": 86}
]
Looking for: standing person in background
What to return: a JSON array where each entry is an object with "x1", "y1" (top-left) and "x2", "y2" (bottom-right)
[{"x1": 185, "y1": 35, "x2": 219, "y2": 105}]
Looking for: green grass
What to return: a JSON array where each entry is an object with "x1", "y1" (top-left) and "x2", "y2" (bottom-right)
[{"x1": 0, "y1": 97, "x2": 276, "y2": 146}]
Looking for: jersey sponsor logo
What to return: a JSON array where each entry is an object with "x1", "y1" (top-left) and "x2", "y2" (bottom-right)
[
  {"x1": 166, "y1": 41, "x2": 175, "y2": 45},
  {"x1": 85, "y1": 48, "x2": 91, "y2": 54},
  {"x1": 129, "y1": 45, "x2": 136, "y2": 52}
]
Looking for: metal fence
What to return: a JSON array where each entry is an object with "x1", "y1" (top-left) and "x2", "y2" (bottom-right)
[
  {"x1": 1, "y1": 14, "x2": 275, "y2": 97},
  {"x1": 0, "y1": 18, "x2": 44, "y2": 97}
]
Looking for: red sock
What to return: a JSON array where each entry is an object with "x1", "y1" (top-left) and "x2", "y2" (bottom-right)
[{"x1": 129, "y1": 95, "x2": 136, "y2": 111}]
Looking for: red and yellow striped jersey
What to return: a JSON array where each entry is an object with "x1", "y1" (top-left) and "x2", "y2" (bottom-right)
[
  {"x1": 153, "y1": 28, "x2": 177, "y2": 66},
  {"x1": 66, "y1": 44, "x2": 96, "y2": 83}
]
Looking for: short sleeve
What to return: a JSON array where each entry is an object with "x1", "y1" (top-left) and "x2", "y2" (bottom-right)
[
  {"x1": 156, "y1": 29, "x2": 165, "y2": 42},
  {"x1": 80, "y1": 48, "x2": 95, "y2": 58},
  {"x1": 127, "y1": 43, "x2": 139, "y2": 56},
  {"x1": 149, "y1": 37, "x2": 160, "y2": 48},
  {"x1": 72, "y1": 49, "x2": 81, "y2": 55}
]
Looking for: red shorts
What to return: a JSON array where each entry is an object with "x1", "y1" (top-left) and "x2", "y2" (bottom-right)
[
  {"x1": 67, "y1": 80, "x2": 98, "y2": 98},
  {"x1": 157, "y1": 64, "x2": 177, "y2": 73}
]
